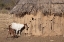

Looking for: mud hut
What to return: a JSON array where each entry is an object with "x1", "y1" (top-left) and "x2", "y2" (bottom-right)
[{"x1": 10, "y1": 0, "x2": 64, "y2": 36}]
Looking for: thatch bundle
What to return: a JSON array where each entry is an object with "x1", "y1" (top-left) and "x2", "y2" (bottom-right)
[{"x1": 10, "y1": 0, "x2": 64, "y2": 17}]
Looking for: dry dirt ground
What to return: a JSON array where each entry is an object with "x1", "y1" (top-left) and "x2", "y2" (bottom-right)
[{"x1": 0, "y1": 29, "x2": 64, "y2": 42}]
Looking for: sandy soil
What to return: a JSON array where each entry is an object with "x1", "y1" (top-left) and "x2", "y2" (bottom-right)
[{"x1": 0, "y1": 29, "x2": 64, "y2": 42}]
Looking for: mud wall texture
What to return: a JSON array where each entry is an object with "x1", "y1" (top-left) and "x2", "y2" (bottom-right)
[{"x1": 11, "y1": 11, "x2": 64, "y2": 37}]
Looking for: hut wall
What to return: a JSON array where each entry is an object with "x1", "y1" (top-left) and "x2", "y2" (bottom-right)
[{"x1": 12, "y1": 11, "x2": 64, "y2": 36}]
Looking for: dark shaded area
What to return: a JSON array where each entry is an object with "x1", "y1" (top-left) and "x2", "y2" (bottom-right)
[
  {"x1": 0, "y1": 0, "x2": 19, "y2": 10},
  {"x1": 32, "y1": 17, "x2": 34, "y2": 20},
  {"x1": 54, "y1": 13, "x2": 62, "y2": 17},
  {"x1": 12, "y1": 35, "x2": 19, "y2": 38}
]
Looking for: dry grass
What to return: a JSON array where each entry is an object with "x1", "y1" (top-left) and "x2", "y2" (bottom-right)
[
  {"x1": 0, "y1": 13, "x2": 13, "y2": 29},
  {"x1": 0, "y1": 9, "x2": 9, "y2": 14}
]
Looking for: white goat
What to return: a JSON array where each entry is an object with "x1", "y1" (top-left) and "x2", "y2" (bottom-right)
[{"x1": 11, "y1": 22, "x2": 27, "y2": 36}]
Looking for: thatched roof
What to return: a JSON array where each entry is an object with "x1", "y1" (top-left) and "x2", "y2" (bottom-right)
[{"x1": 10, "y1": 0, "x2": 64, "y2": 17}]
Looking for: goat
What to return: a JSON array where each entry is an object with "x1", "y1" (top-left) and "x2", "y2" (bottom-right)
[{"x1": 10, "y1": 22, "x2": 28, "y2": 36}]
